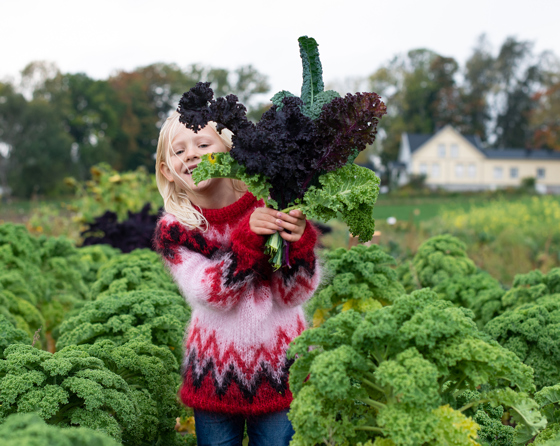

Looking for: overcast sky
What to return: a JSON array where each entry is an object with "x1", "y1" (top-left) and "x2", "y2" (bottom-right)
[{"x1": 3, "y1": 0, "x2": 560, "y2": 98}]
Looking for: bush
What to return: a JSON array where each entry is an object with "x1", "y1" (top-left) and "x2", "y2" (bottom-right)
[{"x1": 0, "y1": 412, "x2": 120, "y2": 446}]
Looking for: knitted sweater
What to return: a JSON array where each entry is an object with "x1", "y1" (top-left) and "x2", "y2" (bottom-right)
[{"x1": 153, "y1": 192, "x2": 320, "y2": 416}]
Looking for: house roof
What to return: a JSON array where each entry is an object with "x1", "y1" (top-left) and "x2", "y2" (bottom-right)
[
  {"x1": 406, "y1": 130, "x2": 560, "y2": 160},
  {"x1": 482, "y1": 149, "x2": 560, "y2": 160},
  {"x1": 408, "y1": 132, "x2": 483, "y2": 152}
]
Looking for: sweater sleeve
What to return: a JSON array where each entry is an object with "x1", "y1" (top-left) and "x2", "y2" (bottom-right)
[
  {"x1": 153, "y1": 214, "x2": 270, "y2": 312},
  {"x1": 270, "y1": 221, "x2": 322, "y2": 308}
]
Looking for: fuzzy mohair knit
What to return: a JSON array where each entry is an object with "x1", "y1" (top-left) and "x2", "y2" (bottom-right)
[{"x1": 154, "y1": 192, "x2": 320, "y2": 415}]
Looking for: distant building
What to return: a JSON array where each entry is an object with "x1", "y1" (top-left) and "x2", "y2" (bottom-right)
[{"x1": 395, "y1": 125, "x2": 560, "y2": 193}]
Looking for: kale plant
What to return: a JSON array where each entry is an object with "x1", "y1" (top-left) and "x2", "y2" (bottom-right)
[
  {"x1": 81, "y1": 202, "x2": 163, "y2": 253},
  {"x1": 433, "y1": 272, "x2": 505, "y2": 329},
  {"x1": 534, "y1": 384, "x2": 560, "y2": 444},
  {"x1": 88, "y1": 249, "x2": 179, "y2": 299},
  {"x1": 288, "y1": 289, "x2": 543, "y2": 445},
  {"x1": 0, "y1": 313, "x2": 31, "y2": 359},
  {"x1": 56, "y1": 289, "x2": 189, "y2": 362},
  {"x1": 485, "y1": 294, "x2": 560, "y2": 389},
  {"x1": 0, "y1": 344, "x2": 136, "y2": 441},
  {"x1": 306, "y1": 244, "x2": 405, "y2": 326},
  {"x1": 0, "y1": 412, "x2": 120, "y2": 446}
]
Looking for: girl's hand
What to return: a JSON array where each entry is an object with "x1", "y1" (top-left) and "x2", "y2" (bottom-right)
[{"x1": 249, "y1": 208, "x2": 307, "y2": 242}]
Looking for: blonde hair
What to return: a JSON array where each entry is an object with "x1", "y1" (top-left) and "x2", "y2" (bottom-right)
[{"x1": 155, "y1": 111, "x2": 246, "y2": 230}]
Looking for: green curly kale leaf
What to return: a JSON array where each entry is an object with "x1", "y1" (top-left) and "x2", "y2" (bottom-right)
[
  {"x1": 77, "y1": 339, "x2": 184, "y2": 446},
  {"x1": 288, "y1": 289, "x2": 537, "y2": 445},
  {"x1": 412, "y1": 235, "x2": 477, "y2": 288},
  {"x1": 56, "y1": 290, "x2": 189, "y2": 362},
  {"x1": 299, "y1": 163, "x2": 380, "y2": 242},
  {"x1": 0, "y1": 344, "x2": 136, "y2": 442},
  {"x1": 0, "y1": 224, "x2": 92, "y2": 342},
  {"x1": 501, "y1": 267, "x2": 560, "y2": 311},
  {"x1": 306, "y1": 244, "x2": 404, "y2": 325},
  {"x1": 0, "y1": 314, "x2": 31, "y2": 359},
  {"x1": 192, "y1": 152, "x2": 277, "y2": 208},
  {"x1": 89, "y1": 249, "x2": 179, "y2": 299},
  {"x1": 433, "y1": 272, "x2": 505, "y2": 329},
  {"x1": 0, "y1": 412, "x2": 120, "y2": 446},
  {"x1": 485, "y1": 294, "x2": 560, "y2": 389},
  {"x1": 459, "y1": 388, "x2": 547, "y2": 444}
]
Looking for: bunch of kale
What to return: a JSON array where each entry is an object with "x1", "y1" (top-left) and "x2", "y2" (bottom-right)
[
  {"x1": 180, "y1": 37, "x2": 385, "y2": 268},
  {"x1": 178, "y1": 39, "x2": 385, "y2": 209}
]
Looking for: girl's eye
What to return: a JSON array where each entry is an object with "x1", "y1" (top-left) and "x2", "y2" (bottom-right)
[
  {"x1": 175, "y1": 150, "x2": 184, "y2": 156},
  {"x1": 199, "y1": 144, "x2": 209, "y2": 149}
]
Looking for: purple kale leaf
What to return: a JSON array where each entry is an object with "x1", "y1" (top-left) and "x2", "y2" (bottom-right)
[
  {"x1": 177, "y1": 82, "x2": 251, "y2": 134},
  {"x1": 80, "y1": 203, "x2": 163, "y2": 253},
  {"x1": 231, "y1": 96, "x2": 319, "y2": 206},
  {"x1": 313, "y1": 92, "x2": 387, "y2": 173}
]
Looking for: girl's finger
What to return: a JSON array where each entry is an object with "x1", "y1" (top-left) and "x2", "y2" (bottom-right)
[
  {"x1": 276, "y1": 212, "x2": 303, "y2": 225},
  {"x1": 279, "y1": 231, "x2": 301, "y2": 242},
  {"x1": 289, "y1": 209, "x2": 304, "y2": 217},
  {"x1": 276, "y1": 219, "x2": 301, "y2": 233}
]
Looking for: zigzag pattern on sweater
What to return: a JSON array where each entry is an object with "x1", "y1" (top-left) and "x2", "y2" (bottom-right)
[
  {"x1": 183, "y1": 318, "x2": 305, "y2": 401},
  {"x1": 183, "y1": 351, "x2": 293, "y2": 403}
]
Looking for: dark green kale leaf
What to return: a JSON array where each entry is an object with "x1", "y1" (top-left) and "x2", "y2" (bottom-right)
[
  {"x1": 0, "y1": 412, "x2": 120, "y2": 446},
  {"x1": 288, "y1": 289, "x2": 538, "y2": 445},
  {"x1": 485, "y1": 294, "x2": 560, "y2": 390}
]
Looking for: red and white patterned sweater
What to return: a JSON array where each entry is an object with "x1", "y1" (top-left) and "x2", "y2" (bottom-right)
[{"x1": 153, "y1": 192, "x2": 321, "y2": 416}]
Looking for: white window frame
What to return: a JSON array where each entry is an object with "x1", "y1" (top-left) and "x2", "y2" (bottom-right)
[
  {"x1": 468, "y1": 164, "x2": 477, "y2": 178},
  {"x1": 493, "y1": 166, "x2": 503, "y2": 179},
  {"x1": 510, "y1": 167, "x2": 519, "y2": 179},
  {"x1": 455, "y1": 163, "x2": 464, "y2": 178},
  {"x1": 419, "y1": 163, "x2": 428, "y2": 175},
  {"x1": 432, "y1": 163, "x2": 440, "y2": 178},
  {"x1": 450, "y1": 144, "x2": 459, "y2": 158},
  {"x1": 437, "y1": 144, "x2": 446, "y2": 158},
  {"x1": 537, "y1": 168, "x2": 546, "y2": 179}
]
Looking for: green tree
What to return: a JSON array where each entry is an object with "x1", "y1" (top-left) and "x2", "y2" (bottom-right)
[{"x1": 0, "y1": 82, "x2": 75, "y2": 198}]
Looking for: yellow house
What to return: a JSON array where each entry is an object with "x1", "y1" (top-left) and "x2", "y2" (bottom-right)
[{"x1": 397, "y1": 125, "x2": 560, "y2": 193}]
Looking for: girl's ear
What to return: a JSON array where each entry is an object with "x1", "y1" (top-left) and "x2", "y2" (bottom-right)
[{"x1": 160, "y1": 162, "x2": 175, "y2": 183}]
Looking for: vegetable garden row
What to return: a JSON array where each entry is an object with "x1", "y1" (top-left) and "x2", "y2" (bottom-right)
[{"x1": 1, "y1": 222, "x2": 560, "y2": 445}]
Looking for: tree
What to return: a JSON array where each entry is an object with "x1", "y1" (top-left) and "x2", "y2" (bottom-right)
[
  {"x1": 368, "y1": 49, "x2": 461, "y2": 164},
  {"x1": 0, "y1": 82, "x2": 75, "y2": 198}
]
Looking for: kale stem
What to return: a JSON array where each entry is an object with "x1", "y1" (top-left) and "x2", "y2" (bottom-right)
[
  {"x1": 359, "y1": 397, "x2": 386, "y2": 411},
  {"x1": 458, "y1": 399, "x2": 491, "y2": 413},
  {"x1": 361, "y1": 378, "x2": 385, "y2": 395},
  {"x1": 281, "y1": 205, "x2": 300, "y2": 213},
  {"x1": 354, "y1": 426, "x2": 384, "y2": 434}
]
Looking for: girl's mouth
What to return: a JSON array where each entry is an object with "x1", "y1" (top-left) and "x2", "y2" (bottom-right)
[{"x1": 185, "y1": 164, "x2": 197, "y2": 175}]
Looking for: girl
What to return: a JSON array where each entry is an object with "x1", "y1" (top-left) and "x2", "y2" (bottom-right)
[{"x1": 153, "y1": 111, "x2": 321, "y2": 446}]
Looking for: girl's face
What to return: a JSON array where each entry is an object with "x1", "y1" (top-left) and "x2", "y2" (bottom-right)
[{"x1": 159, "y1": 124, "x2": 229, "y2": 194}]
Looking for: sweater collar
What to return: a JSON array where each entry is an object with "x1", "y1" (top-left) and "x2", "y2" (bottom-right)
[{"x1": 200, "y1": 191, "x2": 257, "y2": 225}]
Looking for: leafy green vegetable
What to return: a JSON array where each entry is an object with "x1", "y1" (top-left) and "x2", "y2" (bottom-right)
[
  {"x1": 288, "y1": 289, "x2": 537, "y2": 445},
  {"x1": 501, "y1": 267, "x2": 560, "y2": 311},
  {"x1": 305, "y1": 244, "x2": 404, "y2": 326},
  {"x1": 485, "y1": 294, "x2": 560, "y2": 389},
  {"x1": 433, "y1": 272, "x2": 505, "y2": 329},
  {"x1": 0, "y1": 314, "x2": 31, "y2": 359},
  {"x1": 0, "y1": 412, "x2": 120, "y2": 446},
  {"x1": 76, "y1": 339, "x2": 184, "y2": 446},
  {"x1": 298, "y1": 36, "x2": 324, "y2": 107},
  {"x1": 0, "y1": 344, "x2": 136, "y2": 441},
  {"x1": 411, "y1": 235, "x2": 477, "y2": 288},
  {"x1": 297, "y1": 163, "x2": 380, "y2": 242},
  {"x1": 88, "y1": 249, "x2": 179, "y2": 299},
  {"x1": 56, "y1": 290, "x2": 189, "y2": 362},
  {"x1": 192, "y1": 152, "x2": 276, "y2": 208}
]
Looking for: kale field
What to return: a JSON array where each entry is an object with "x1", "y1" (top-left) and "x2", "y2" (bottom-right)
[{"x1": 1, "y1": 167, "x2": 560, "y2": 444}]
